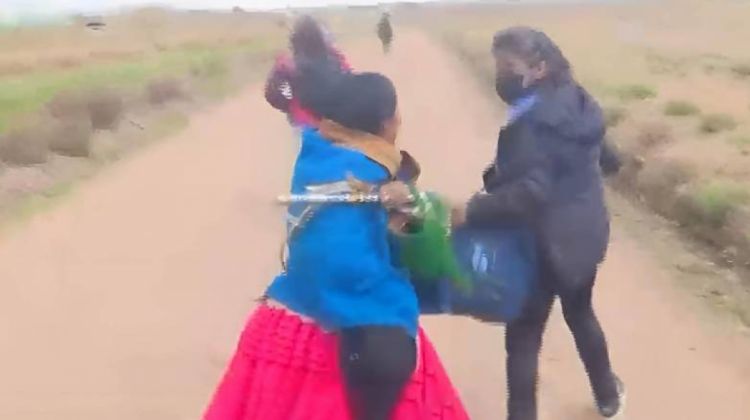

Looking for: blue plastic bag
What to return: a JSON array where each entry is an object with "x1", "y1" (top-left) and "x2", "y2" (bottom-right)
[{"x1": 415, "y1": 226, "x2": 538, "y2": 324}]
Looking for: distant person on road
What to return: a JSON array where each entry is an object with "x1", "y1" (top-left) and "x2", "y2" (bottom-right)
[
  {"x1": 452, "y1": 27, "x2": 625, "y2": 420},
  {"x1": 377, "y1": 12, "x2": 393, "y2": 53},
  {"x1": 264, "y1": 15, "x2": 352, "y2": 128}
]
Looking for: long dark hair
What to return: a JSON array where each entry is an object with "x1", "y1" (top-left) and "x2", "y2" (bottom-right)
[
  {"x1": 290, "y1": 15, "x2": 329, "y2": 60},
  {"x1": 290, "y1": 16, "x2": 348, "y2": 122},
  {"x1": 492, "y1": 26, "x2": 572, "y2": 86}
]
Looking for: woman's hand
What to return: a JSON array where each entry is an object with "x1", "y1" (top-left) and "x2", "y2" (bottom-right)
[
  {"x1": 388, "y1": 212, "x2": 411, "y2": 233},
  {"x1": 451, "y1": 202, "x2": 468, "y2": 227},
  {"x1": 380, "y1": 181, "x2": 415, "y2": 209}
]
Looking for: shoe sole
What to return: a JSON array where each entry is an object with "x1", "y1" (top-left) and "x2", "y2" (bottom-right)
[{"x1": 604, "y1": 385, "x2": 627, "y2": 419}]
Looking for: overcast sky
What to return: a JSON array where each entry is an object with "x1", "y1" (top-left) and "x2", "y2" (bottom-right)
[{"x1": 1, "y1": 0, "x2": 435, "y2": 14}]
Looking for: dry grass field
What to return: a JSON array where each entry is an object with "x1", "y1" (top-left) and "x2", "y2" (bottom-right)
[{"x1": 0, "y1": 7, "x2": 285, "y2": 227}]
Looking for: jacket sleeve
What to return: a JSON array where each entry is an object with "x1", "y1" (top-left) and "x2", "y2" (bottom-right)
[
  {"x1": 290, "y1": 161, "x2": 405, "y2": 293},
  {"x1": 294, "y1": 201, "x2": 404, "y2": 293},
  {"x1": 599, "y1": 139, "x2": 622, "y2": 177},
  {"x1": 466, "y1": 153, "x2": 554, "y2": 227}
]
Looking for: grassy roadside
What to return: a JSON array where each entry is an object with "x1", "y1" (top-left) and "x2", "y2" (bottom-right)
[
  {"x1": 0, "y1": 39, "x2": 277, "y2": 135},
  {"x1": 0, "y1": 110, "x2": 190, "y2": 236},
  {"x1": 0, "y1": 34, "x2": 280, "y2": 235}
]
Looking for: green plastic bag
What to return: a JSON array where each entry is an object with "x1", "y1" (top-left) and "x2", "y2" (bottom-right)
[{"x1": 397, "y1": 192, "x2": 471, "y2": 292}]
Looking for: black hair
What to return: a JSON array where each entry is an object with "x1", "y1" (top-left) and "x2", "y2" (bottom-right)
[
  {"x1": 327, "y1": 72, "x2": 397, "y2": 134},
  {"x1": 295, "y1": 60, "x2": 347, "y2": 120},
  {"x1": 290, "y1": 15, "x2": 343, "y2": 112},
  {"x1": 298, "y1": 67, "x2": 397, "y2": 135},
  {"x1": 492, "y1": 26, "x2": 572, "y2": 85},
  {"x1": 290, "y1": 15, "x2": 329, "y2": 59}
]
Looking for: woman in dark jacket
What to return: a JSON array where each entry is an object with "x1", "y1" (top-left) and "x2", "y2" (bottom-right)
[{"x1": 458, "y1": 27, "x2": 625, "y2": 420}]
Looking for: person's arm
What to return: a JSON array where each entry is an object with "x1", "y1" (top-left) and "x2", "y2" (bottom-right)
[
  {"x1": 599, "y1": 139, "x2": 622, "y2": 177},
  {"x1": 466, "y1": 153, "x2": 554, "y2": 227},
  {"x1": 396, "y1": 150, "x2": 420, "y2": 184}
]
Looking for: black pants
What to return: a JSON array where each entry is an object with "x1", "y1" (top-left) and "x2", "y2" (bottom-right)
[
  {"x1": 338, "y1": 326, "x2": 417, "y2": 420},
  {"x1": 380, "y1": 38, "x2": 392, "y2": 53},
  {"x1": 506, "y1": 272, "x2": 618, "y2": 420}
]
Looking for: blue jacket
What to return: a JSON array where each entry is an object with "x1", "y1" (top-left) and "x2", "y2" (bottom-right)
[{"x1": 266, "y1": 128, "x2": 419, "y2": 336}]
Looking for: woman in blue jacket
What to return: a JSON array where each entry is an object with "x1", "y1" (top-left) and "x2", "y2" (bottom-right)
[{"x1": 204, "y1": 72, "x2": 469, "y2": 420}]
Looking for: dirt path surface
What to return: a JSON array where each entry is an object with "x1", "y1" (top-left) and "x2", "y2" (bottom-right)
[{"x1": 2, "y1": 32, "x2": 750, "y2": 420}]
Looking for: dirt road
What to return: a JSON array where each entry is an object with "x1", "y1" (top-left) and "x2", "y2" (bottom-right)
[{"x1": 1, "y1": 32, "x2": 749, "y2": 420}]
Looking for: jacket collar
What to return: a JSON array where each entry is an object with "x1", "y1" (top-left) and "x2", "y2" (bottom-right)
[{"x1": 318, "y1": 119, "x2": 402, "y2": 177}]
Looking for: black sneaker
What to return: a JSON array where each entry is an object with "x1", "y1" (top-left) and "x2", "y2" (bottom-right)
[{"x1": 597, "y1": 375, "x2": 626, "y2": 418}]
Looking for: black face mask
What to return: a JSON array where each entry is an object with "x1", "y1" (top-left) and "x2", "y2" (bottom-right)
[{"x1": 495, "y1": 73, "x2": 532, "y2": 104}]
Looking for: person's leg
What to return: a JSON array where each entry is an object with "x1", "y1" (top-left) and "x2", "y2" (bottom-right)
[
  {"x1": 338, "y1": 326, "x2": 417, "y2": 420},
  {"x1": 558, "y1": 276, "x2": 621, "y2": 415},
  {"x1": 505, "y1": 288, "x2": 555, "y2": 420}
]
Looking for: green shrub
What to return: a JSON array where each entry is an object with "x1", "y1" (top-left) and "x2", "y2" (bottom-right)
[
  {"x1": 47, "y1": 91, "x2": 88, "y2": 120},
  {"x1": 147, "y1": 78, "x2": 188, "y2": 106},
  {"x1": 664, "y1": 100, "x2": 700, "y2": 117},
  {"x1": 47, "y1": 89, "x2": 124, "y2": 131},
  {"x1": 700, "y1": 114, "x2": 737, "y2": 134},
  {"x1": 635, "y1": 121, "x2": 672, "y2": 152},
  {"x1": 730, "y1": 136, "x2": 750, "y2": 150},
  {"x1": 616, "y1": 84, "x2": 657, "y2": 101},
  {"x1": 636, "y1": 160, "x2": 694, "y2": 215},
  {"x1": 604, "y1": 106, "x2": 628, "y2": 128},
  {"x1": 685, "y1": 182, "x2": 749, "y2": 227},
  {"x1": 48, "y1": 117, "x2": 93, "y2": 157},
  {"x1": 0, "y1": 121, "x2": 50, "y2": 165},
  {"x1": 190, "y1": 53, "x2": 229, "y2": 80},
  {"x1": 645, "y1": 53, "x2": 686, "y2": 75},
  {"x1": 730, "y1": 63, "x2": 750, "y2": 78},
  {"x1": 87, "y1": 89, "x2": 124, "y2": 130}
]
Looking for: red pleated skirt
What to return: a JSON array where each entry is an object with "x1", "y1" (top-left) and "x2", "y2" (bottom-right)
[{"x1": 203, "y1": 303, "x2": 470, "y2": 420}]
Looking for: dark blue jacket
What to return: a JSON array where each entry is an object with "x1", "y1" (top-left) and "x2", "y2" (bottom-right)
[{"x1": 467, "y1": 81, "x2": 611, "y2": 290}]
